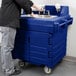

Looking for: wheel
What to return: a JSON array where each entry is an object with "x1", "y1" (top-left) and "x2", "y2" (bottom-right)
[
  {"x1": 18, "y1": 60, "x2": 25, "y2": 67},
  {"x1": 44, "y1": 66, "x2": 52, "y2": 74}
]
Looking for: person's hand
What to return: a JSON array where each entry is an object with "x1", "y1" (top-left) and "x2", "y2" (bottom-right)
[
  {"x1": 32, "y1": 4, "x2": 43, "y2": 12},
  {"x1": 30, "y1": 12, "x2": 38, "y2": 18},
  {"x1": 37, "y1": 7, "x2": 43, "y2": 12},
  {"x1": 30, "y1": 12, "x2": 35, "y2": 17}
]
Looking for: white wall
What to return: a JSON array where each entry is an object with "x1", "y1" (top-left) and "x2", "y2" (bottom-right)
[
  {"x1": 32, "y1": 0, "x2": 51, "y2": 5},
  {"x1": 0, "y1": 0, "x2": 76, "y2": 57}
]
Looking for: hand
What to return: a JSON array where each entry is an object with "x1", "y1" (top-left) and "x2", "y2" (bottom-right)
[
  {"x1": 30, "y1": 13, "x2": 39, "y2": 18},
  {"x1": 37, "y1": 7, "x2": 43, "y2": 12},
  {"x1": 30, "y1": 13, "x2": 35, "y2": 17},
  {"x1": 32, "y1": 4, "x2": 43, "y2": 12}
]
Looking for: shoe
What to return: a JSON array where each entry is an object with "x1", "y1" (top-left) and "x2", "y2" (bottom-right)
[{"x1": 6, "y1": 69, "x2": 21, "y2": 76}]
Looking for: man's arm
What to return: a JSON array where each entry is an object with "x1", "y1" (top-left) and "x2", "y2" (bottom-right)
[
  {"x1": 15, "y1": 0, "x2": 33, "y2": 14},
  {"x1": 14, "y1": 0, "x2": 43, "y2": 17}
]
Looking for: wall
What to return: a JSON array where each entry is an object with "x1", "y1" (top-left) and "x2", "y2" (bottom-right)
[
  {"x1": 32, "y1": 0, "x2": 51, "y2": 5},
  {"x1": 0, "y1": 0, "x2": 76, "y2": 57}
]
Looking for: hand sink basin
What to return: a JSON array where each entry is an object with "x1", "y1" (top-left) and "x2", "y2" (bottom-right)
[{"x1": 21, "y1": 14, "x2": 57, "y2": 19}]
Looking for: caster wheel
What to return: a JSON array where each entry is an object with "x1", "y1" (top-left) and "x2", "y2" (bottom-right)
[
  {"x1": 19, "y1": 61, "x2": 29, "y2": 68},
  {"x1": 18, "y1": 61, "x2": 25, "y2": 67},
  {"x1": 44, "y1": 66, "x2": 52, "y2": 74}
]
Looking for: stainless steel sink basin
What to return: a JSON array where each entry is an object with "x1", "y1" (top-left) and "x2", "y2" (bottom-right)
[{"x1": 21, "y1": 14, "x2": 57, "y2": 19}]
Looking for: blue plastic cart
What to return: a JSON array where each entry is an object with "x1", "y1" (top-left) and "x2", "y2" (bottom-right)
[{"x1": 12, "y1": 6, "x2": 73, "y2": 74}]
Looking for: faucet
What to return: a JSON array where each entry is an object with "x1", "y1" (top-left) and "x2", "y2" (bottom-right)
[
  {"x1": 39, "y1": 11, "x2": 41, "y2": 15},
  {"x1": 38, "y1": 9, "x2": 45, "y2": 15},
  {"x1": 43, "y1": 9, "x2": 50, "y2": 16},
  {"x1": 43, "y1": 9, "x2": 46, "y2": 15},
  {"x1": 38, "y1": 7, "x2": 50, "y2": 17},
  {"x1": 47, "y1": 10, "x2": 50, "y2": 16}
]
